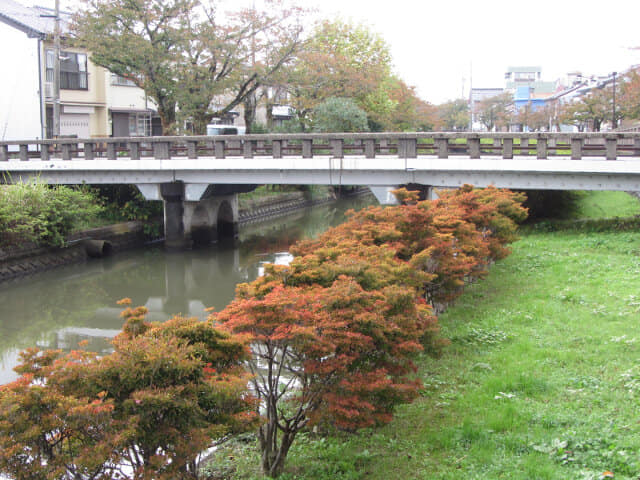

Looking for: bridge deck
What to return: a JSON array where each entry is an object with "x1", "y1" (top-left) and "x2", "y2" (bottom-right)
[
  {"x1": 3, "y1": 132, "x2": 640, "y2": 192},
  {"x1": 4, "y1": 154, "x2": 640, "y2": 191}
]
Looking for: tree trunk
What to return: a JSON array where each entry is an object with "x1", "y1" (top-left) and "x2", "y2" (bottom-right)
[
  {"x1": 259, "y1": 424, "x2": 295, "y2": 478},
  {"x1": 243, "y1": 93, "x2": 257, "y2": 134},
  {"x1": 157, "y1": 100, "x2": 177, "y2": 136}
]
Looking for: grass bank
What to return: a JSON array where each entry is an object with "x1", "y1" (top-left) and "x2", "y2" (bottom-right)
[{"x1": 209, "y1": 191, "x2": 640, "y2": 480}]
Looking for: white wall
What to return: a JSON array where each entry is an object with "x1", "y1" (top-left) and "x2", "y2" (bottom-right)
[
  {"x1": 0, "y1": 23, "x2": 42, "y2": 140},
  {"x1": 106, "y1": 73, "x2": 150, "y2": 110}
]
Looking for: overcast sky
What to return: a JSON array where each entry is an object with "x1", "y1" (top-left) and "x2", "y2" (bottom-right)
[{"x1": 12, "y1": 0, "x2": 640, "y2": 104}]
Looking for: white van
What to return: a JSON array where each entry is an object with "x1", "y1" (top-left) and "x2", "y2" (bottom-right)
[{"x1": 206, "y1": 125, "x2": 246, "y2": 136}]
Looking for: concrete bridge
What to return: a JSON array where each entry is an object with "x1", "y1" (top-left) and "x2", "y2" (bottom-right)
[{"x1": 2, "y1": 132, "x2": 640, "y2": 248}]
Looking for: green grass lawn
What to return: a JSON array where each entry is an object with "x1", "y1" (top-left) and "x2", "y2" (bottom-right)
[
  {"x1": 574, "y1": 191, "x2": 640, "y2": 219},
  {"x1": 208, "y1": 191, "x2": 640, "y2": 480}
]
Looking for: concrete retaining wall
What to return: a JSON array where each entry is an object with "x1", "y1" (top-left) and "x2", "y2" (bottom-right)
[
  {"x1": 238, "y1": 190, "x2": 336, "y2": 225},
  {"x1": 0, "y1": 222, "x2": 147, "y2": 283}
]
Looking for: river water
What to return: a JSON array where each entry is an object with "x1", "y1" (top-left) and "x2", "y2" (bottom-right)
[{"x1": 0, "y1": 194, "x2": 376, "y2": 384}]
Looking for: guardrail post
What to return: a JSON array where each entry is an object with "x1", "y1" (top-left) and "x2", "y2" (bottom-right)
[
  {"x1": 503, "y1": 138, "x2": 513, "y2": 159},
  {"x1": 186, "y1": 140, "x2": 197, "y2": 159},
  {"x1": 215, "y1": 140, "x2": 225, "y2": 159},
  {"x1": 571, "y1": 137, "x2": 583, "y2": 160},
  {"x1": 364, "y1": 139, "x2": 375, "y2": 158},
  {"x1": 40, "y1": 144, "x2": 50, "y2": 161},
  {"x1": 61, "y1": 143, "x2": 73, "y2": 160},
  {"x1": 331, "y1": 139, "x2": 343, "y2": 158},
  {"x1": 84, "y1": 142, "x2": 94, "y2": 160},
  {"x1": 243, "y1": 139, "x2": 254, "y2": 158},
  {"x1": 436, "y1": 137, "x2": 448, "y2": 158},
  {"x1": 537, "y1": 136, "x2": 548, "y2": 159},
  {"x1": 0, "y1": 145, "x2": 8, "y2": 161},
  {"x1": 398, "y1": 139, "x2": 406, "y2": 158},
  {"x1": 272, "y1": 140, "x2": 282, "y2": 158},
  {"x1": 398, "y1": 138, "x2": 417, "y2": 158},
  {"x1": 605, "y1": 135, "x2": 617, "y2": 160},
  {"x1": 635, "y1": 137, "x2": 640, "y2": 157},
  {"x1": 302, "y1": 139, "x2": 312, "y2": 158},
  {"x1": 129, "y1": 141, "x2": 140, "y2": 160},
  {"x1": 107, "y1": 143, "x2": 117, "y2": 160},
  {"x1": 153, "y1": 141, "x2": 170, "y2": 160},
  {"x1": 19, "y1": 144, "x2": 29, "y2": 161},
  {"x1": 468, "y1": 137, "x2": 480, "y2": 159}
]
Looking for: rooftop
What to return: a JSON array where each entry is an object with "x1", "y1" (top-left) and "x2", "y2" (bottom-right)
[{"x1": 0, "y1": 0, "x2": 70, "y2": 39}]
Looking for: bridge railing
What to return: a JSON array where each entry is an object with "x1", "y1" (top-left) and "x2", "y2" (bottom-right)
[{"x1": 2, "y1": 132, "x2": 640, "y2": 162}]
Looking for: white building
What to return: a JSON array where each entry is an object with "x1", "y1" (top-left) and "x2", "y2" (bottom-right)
[{"x1": 0, "y1": 0, "x2": 158, "y2": 141}]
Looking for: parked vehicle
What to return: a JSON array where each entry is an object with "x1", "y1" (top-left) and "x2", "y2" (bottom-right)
[{"x1": 206, "y1": 125, "x2": 246, "y2": 136}]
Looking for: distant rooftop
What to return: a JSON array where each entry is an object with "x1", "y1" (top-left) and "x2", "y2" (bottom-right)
[
  {"x1": 507, "y1": 66, "x2": 542, "y2": 73},
  {"x1": 0, "y1": 0, "x2": 70, "y2": 38}
]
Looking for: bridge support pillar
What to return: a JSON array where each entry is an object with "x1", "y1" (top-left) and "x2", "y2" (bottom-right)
[
  {"x1": 158, "y1": 182, "x2": 239, "y2": 250},
  {"x1": 161, "y1": 182, "x2": 189, "y2": 251}
]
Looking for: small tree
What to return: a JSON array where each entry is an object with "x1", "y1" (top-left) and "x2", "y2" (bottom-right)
[
  {"x1": 558, "y1": 88, "x2": 619, "y2": 132},
  {"x1": 475, "y1": 92, "x2": 513, "y2": 131},
  {"x1": 216, "y1": 273, "x2": 430, "y2": 477},
  {"x1": 620, "y1": 69, "x2": 640, "y2": 120},
  {"x1": 312, "y1": 97, "x2": 370, "y2": 133},
  {"x1": 0, "y1": 303, "x2": 257, "y2": 480},
  {"x1": 437, "y1": 98, "x2": 470, "y2": 131}
]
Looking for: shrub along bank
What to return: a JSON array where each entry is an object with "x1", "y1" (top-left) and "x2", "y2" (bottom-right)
[
  {"x1": 0, "y1": 185, "x2": 528, "y2": 479},
  {"x1": 0, "y1": 182, "x2": 103, "y2": 249},
  {"x1": 212, "y1": 191, "x2": 640, "y2": 480}
]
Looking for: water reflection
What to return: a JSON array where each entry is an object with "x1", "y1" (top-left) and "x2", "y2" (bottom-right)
[{"x1": 0, "y1": 195, "x2": 375, "y2": 384}]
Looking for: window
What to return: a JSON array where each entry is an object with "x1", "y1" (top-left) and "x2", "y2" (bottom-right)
[
  {"x1": 111, "y1": 73, "x2": 137, "y2": 86},
  {"x1": 46, "y1": 50, "x2": 88, "y2": 90},
  {"x1": 129, "y1": 112, "x2": 151, "y2": 137}
]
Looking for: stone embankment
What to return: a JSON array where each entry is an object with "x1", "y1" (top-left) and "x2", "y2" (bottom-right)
[{"x1": 238, "y1": 189, "x2": 341, "y2": 225}]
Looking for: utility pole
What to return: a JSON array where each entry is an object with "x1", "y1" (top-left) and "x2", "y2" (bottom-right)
[
  {"x1": 468, "y1": 61, "x2": 473, "y2": 131},
  {"x1": 53, "y1": 0, "x2": 61, "y2": 138},
  {"x1": 612, "y1": 71, "x2": 617, "y2": 130}
]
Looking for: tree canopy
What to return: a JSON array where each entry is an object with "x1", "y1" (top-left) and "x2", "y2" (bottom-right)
[
  {"x1": 312, "y1": 97, "x2": 369, "y2": 133},
  {"x1": 620, "y1": 69, "x2": 640, "y2": 120},
  {"x1": 558, "y1": 87, "x2": 618, "y2": 132},
  {"x1": 73, "y1": 0, "x2": 305, "y2": 134},
  {"x1": 283, "y1": 19, "x2": 394, "y2": 130},
  {"x1": 475, "y1": 92, "x2": 513, "y2": 131},
  {"x1": 437, "y1": 99, "x2": 470, "y2": 131}
]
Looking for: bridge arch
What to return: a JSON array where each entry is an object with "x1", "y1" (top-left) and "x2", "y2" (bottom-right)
[
  {"x1": 190, "y1": 203, "x2": 214, "y2": 246},
  {"x1": 217, "y1": 200, "x2": 236, "y2": 240}
]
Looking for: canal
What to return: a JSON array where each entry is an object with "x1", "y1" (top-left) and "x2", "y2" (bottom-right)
[{"x1": 0, "y1": 194, "x2": 376, "y2": 384}]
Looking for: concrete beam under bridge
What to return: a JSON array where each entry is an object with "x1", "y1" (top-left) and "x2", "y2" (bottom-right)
[{"x1": 149, "y1": 182, "x2": 239, "y2": 250}]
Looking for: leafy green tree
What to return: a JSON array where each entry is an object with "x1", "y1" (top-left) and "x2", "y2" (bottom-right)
[
  {"x1": 73, "y1": 0, "x2": 304, "y2": 134},
  {"x1": 437, "y1": 98, "x2": 470, "y2": 131},
  {"x1": 285, "y1": 19, "x2": 394, "y2": 130},
  {"x1": 373, "y1": 76, "x2": 438, "y2": 132},
  {"x1": 312, "y1": 97, "x2": 369, "y2": 133}
]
